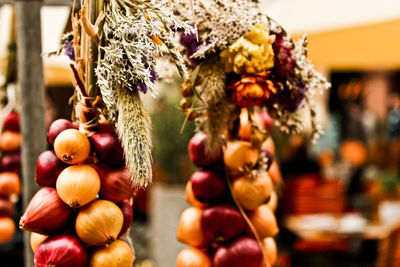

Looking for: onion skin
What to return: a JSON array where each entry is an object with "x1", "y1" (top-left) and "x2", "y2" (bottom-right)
[
  {"x1": 47, "y1": 119, "x2": 78, "y2": 146},
  {"x1": 75, "y1": 200, "x2": 123, "y2": 246},
  {"x1": 267, "y1": 161, "x2": 282, "y2": 186},
  {"x1": 20, "y1": 187, "x2": 73, "y2": 235},
  {"x1": 0, "y1": 172, "x2": 21, "y2": 198},
  {"x1": 34, "y1": 235, "x2": 89, "y2": 267},
  {"x1": 35, "y1": 150, "x2": 66, "y2": 187},
  {"x1": 0, "y1": 217, "x2": 15, "y2": 243},
  {"x1": 190, "y1": 170, "x2": 226, "y2": 203},
  {"x1": 232, "y1": 172, "x2": 273, "y2": 211},
  {"x1": 247, "y1": 204, "x2": 279, "y2": 239},
  {"x1": 0, "y1": 131, "x2": 21, "y2": 152},
  {"x1": 262, "y1": 237, "x2": 278, "y2": 266},
  {"x1": 201, "y1": 204, "x2": 246, "y2": 242},
  {"x1": 223, "y1": 141, "x2": 258, "y2": 175},
  {"x1": 267, "y1": 190, "x2": 278, "y2": 212},
  {"x1": 54, "y1": 129, "x2": 91, "y2": 165},
  {"x1": 90, "y1": 133, "x2": 125, "y2": 168},
  {"x1": 213, "y1": 236, "x2": 262, "y2": 267},
  {"x1": 30, "y1": 232, "x2": 48, "y2": 252},
  {"x1": 56, "y1": 165, "x2": 101, "y2": 208},
  {"x1": 176, "y1": 247, "x2": 212, "y2": 267},
  {"x1": 95, "y1": 166, "x2": 135, "y2": 203},
  {"x1": 3, "y1": 112, "x2": 20, "y2": 132},
  {"x1": 185, "y1": 181, "x2": 208, "y2": 209},
  {"x1": 188, "y1": 133, "x2": 222, "y2": 167},
  {"x1": 90, "y1": 240, "x2": 134, "y2": 267},
  {"x1": 176, "y1": 207, "x2": 210, "y2": 248},
  {"x1": 118, "y1": 199, "x2": 133, "y2": 237},
  {"x1": 0, "y1": 198, "x2": 15, "y2": 217},
  {"x1": 0, "y1": 152, "x2": 21, "y2": 172}
]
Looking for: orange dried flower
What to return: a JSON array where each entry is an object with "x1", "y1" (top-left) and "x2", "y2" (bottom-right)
[{"x1": 227, "y1": 72, "x2": 279, "y2": 107}]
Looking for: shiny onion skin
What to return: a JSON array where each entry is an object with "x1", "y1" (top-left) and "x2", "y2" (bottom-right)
[
  {"x1": 0, "y1": 217, "x2": 15, "y2": 243},
  {"x1": 30, "y1": 232, "x2": 48, "y2": 252},
  {"x1": 90, "y1": 133, "x2": 125, "y2": 168},
  {"x1": 118, "y1": 199, "x2": 133, "y2": 237},
  {"x1": 56, "y1": 165, "x2": 101, "y2": 208},
  {"x1": 35, "y1": 150, "x2": 66, "y2": 187},
  {"x1": 75, "y1": 200, "x2": 123, "y2": 246},
  {"x1": 47, "y1": 119, "x2": 78, "y2": 146},
  {"x1": 89, "y1": 240, "x2": 134, "y2": 267},
  {"x1": 188, "y1": 133, "x2": 222, "y2": 167},
  {"x1": 95, "y1": 166, "x2": 135, "y2": 203},
  {"x1": 176, "y1": 207, "x2": 210, "y2": 248},
  {"x1": 20, "y1": 187, "x2": 73, "y2": 235},
  {"x1": 176, "y1": 247, "x2": 212, "y2": 267},
  {"x1": 54, "y1": 129, "x2": 91, "y2": 165},
  {"x1": 190, "y1": 170, "x2": 227, "y2": 203},
  {"x1": 213, "y1": 236, "x2": 262, "y2": 267},
  {"x1": 34, "y1": 235, "x2": 89, "y2": 267},
  {"x1": 201, "y1": 204, "x2": 246, "y2": 242}
]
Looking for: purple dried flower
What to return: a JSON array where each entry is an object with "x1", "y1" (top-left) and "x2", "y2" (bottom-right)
[
  {"x1": 136, "y1": 68, "x2": 158, "y2": 94},
  {"x1": 64, "y1": 42, "x2": 75, "y2": 61},
  {"x1": 272, "y1": 34, "x2": 295, "y2": 79}
]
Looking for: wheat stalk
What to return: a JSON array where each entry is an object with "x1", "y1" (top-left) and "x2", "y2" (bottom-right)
[{"x1": 117, "y1": 87, "x2": 152, "y2": 187}]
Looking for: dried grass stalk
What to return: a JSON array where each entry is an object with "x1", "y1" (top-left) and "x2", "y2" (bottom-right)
[
  {"x1": 197, "y1": 60, "x2": 235, "y2": 155},
  {"x1": 117, "y1": 87, "x2": 152, "y2": 187}
]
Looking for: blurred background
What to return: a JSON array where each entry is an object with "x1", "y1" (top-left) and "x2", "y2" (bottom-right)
[{"x1": 1, "y1": 0, "x2": 400, "y2": 266}]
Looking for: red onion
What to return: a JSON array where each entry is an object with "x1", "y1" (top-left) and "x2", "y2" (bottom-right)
[
  {"x1": 95, "y1": 165, "x2": 135, "y2": 203},
  {"x1": 0, "y1": 152, "x2": 21, "y2": 172},
  {"x1": 35, "y1": 150, "x2": 66, "y2": 187},
  {"x1": 97, "y1": 123, "x2": 116, "y2": 134},
  {"x1": 3, "y1": 111, "x2": 20, "y2": 132},
  {"x1": 118, "y1": 199, "x2": 133, "y2": 237},
  {"x1": 190, "y1": 170, "x2": 226, "y2": 203},
  {"x1": 34, "y1": 235, "x2": 89, "y2": 267},
  {"x1": 90, "y1": 133, "x2": 124, "y2": 168},
  {"x1": 47, "y1": 119, "x2": 78, "y2": 146},
  {"x1": 213, "y1": 236, "x2": 262, "y2": 267},
  {"x1": 201, "y1": 204, "x2": 246, "y2": 242},
  {"x1": 0, "y1": 198, "x2": 14, "y2": 217},
  {"x1": 188, "y1": 133, "x2": 222, "y2": 167},
  {"x1": 20, "y1": 187, "x2": 73, "y2": 235}
]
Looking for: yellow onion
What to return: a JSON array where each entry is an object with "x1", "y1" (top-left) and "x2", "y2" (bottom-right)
[
  {"x1": 0, "y1": 217, "x2": 15, "y2": 243},
  {"x1": 30, "y1": 232, "x2": 48, "y2": 252},
  {"x1": 232, "y1": 171, "x2": 273, "y2": 210},
  {"x1": 176, "y1": 247, "x2": 212, "y2": 267},
  {"x1": 176, "y1": 207, "x2": 210, "y2": 248},
  {"x1": 0, "y1": 172, "x2": 20, "y2": 198},
  {"x1": 90, "y1": 240, "x2": 134, "y2": 267},
  {"x1": 0, "y1": 131, "x2": 21, "y2": 152},
  {"x1": 261, "y1": 237, "x2": 277, "y2": 266},
  {"x1": 247, "y1": 204, "x2": 279, "y2": 239},
  {"x1": 54, "y1": 129, "x2": 90, "y2": 164},
  {"x1": 185, "y1": 181, "x2": 208, "y2": 209},
  {"x1": 267, "y1": 190, "x2": 278, "y2": 212},
  {"x1": 223, "y1": 141, "x2": 258, "y2": 175},
  {"x1": 56, "y1": 164, "x2": 100, "y2": 208},
  {"x1": 75, "y1": 200, "x2": 123, "y2": 246}
]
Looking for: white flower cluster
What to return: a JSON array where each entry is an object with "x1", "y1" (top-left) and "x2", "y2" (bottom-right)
[{"x1": 163, "y1": 0, "x2": 264, "y2": 58}]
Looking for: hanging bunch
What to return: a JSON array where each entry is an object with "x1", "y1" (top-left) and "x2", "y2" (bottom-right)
[
  {"x1": 171, "y1": 0, "x2": 330, "y2": 266},
  {"x1": 0, "y1": 111, "x2": 21, "y2": 244},
  {"x1": 18, "y1": 0, "x2": 193, "y2": 264},
  {"x1": 95, "y1": 0, "x2": 193, "y2": 186}
]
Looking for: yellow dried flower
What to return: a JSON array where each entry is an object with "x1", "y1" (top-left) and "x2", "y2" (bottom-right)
[{"x1": 220, "y1": 24, "x2": 275, "y2": 74}]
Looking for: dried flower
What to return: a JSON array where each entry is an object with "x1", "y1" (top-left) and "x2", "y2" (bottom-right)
[
  {"x1": 227, "y1": 72, "x2": 279, "y2": 107},
  {"x1": 220, "y1": 24, "x2": 275, "y2": 74},
  {"x1": 64, "y1": 42, "x2": 75, "y2": 61}
]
